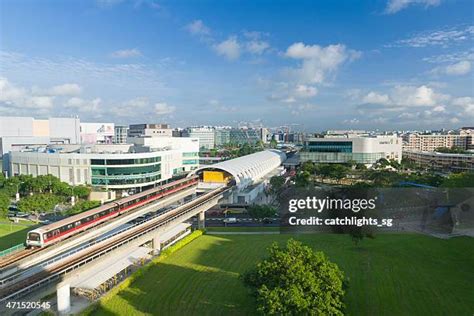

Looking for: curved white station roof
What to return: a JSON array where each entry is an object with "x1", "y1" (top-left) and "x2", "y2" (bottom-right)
[{"x1": 190, "y1": 149, "x2": 286, "y2": 188}]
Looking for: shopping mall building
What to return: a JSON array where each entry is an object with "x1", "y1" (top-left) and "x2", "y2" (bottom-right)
[
  {"x1": 7, "y1": 137, "x2": 199, "y2": 194},
  {"x1": 300, "y1": 135, "x2": 402, "y2": 166}
]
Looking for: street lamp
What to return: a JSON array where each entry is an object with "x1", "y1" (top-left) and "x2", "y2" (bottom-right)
[
  {"x1": 9, "y1": 182, "x2": 22, "y2": 202},
  {"x1": 70, "y1": 186, "x2": 76, "y2": 206}
]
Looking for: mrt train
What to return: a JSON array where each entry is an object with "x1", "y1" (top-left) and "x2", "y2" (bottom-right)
[{"x1": 26, "y1": 176, "x2": 198, "y2": 248}]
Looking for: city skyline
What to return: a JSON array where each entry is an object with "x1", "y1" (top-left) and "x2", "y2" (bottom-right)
[{"x1": 0, "y1": 0, "x2": 473, "y2": 130}]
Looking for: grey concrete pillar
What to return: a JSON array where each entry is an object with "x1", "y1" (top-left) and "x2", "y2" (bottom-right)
[
  {"x1": 153, "y1": 235, "x2": 161, "y2": 255},
  {"x1": 57, "y1": 282, "x2": 71, "y2": 315},
  {"x1": 198, "y1": 211, "x2": 205, "y2": 229}
]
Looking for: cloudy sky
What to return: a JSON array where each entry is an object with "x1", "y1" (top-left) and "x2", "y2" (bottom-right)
[{"x1": 0, "y1": 0, "x2": 472, "y2": 130}]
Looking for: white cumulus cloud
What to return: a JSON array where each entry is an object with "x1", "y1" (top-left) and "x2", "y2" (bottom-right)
[
  {"x1": 154, "y1": 102, "x2": 176, "y2": 115},
  {"x1": 445, "y1": 60, "x2": 471, "y2": 75},
  {"x1": 186, "y1": 20, "x2": 211, "y2": 36},
  {"x1": 47, "y1": 83, "x2": 82, "y2": 96},
  {"x1": 362, "y1": 91, "x2": 391, "y2": 105},
  {"x1": 213, "y1": 37, "x2": 241, "y2": 60},
  {"x1": 284, "y1": 43, "x2": 360, "y2": 84},
  {"x1": 246, "y1": 40, "x2": 270, "y2": 55},
  {"x1": 294, "y1": 85, "x2": 318, "y2": 98}
]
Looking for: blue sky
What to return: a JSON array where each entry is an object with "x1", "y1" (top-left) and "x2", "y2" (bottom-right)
[{"x1": 0, "y1": 0, "x2": 472, "y2": 131}]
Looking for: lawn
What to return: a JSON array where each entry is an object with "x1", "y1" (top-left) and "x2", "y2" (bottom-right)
[
  {"x1": 90, "y1": 233, "x2": 474, "y2": 316},
  {"x1": 205, "y1": 226, "x2": 280, "y2": 232},
  {"x1": 0, "y1": 221, "x2": 36, "y2": 250}
]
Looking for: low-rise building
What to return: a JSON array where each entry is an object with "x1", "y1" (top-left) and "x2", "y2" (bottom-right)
[
  {"x1": 80, "y1": 122, "x2": 114, "y2": 144},
  {"x1": 403, "y1": 133, "x2": 468, "y2": 152},
  {"x1": 0, "y1": 116, "x2": 81, "y2": 174},
  {"x1": 403, "y1": 150, "x2": 474, "y2": 173},
  {"x1": 128, "y1": 124, "x2": 172, "y2": 138},
  {"x1": 300, "y1": 135, "x2": 402, "y2": 165},
  {"x1": 114, "y1": 125, "x2": 129, "y2": 144},
  {"x1": 185, "y1": 127, "x2": 215, "y2": 150},
  {"x1": 8, "y1": 137, "x2": 200, "y2": 194},
  {"x1": 229, "y1": 128, "x2": 260, "y2": 145},
  {"x1": 460, "y1": 127, "x2": 474, "y2": 150}
]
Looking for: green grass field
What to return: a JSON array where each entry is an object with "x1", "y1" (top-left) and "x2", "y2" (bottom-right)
[
  {"x1": 90, "y1": 233, "x2": 474, "y2": 316},
  {"x1": 205, "y1": 226, "x2": 280, "y2": 232},
  {"x1": 0, "y1": 221, "x2": 36, "y2": 250}
]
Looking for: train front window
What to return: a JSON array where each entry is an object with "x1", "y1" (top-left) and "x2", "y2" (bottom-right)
[{"x1": 28, "y1": 232, "x2": 40, "y2": 241}]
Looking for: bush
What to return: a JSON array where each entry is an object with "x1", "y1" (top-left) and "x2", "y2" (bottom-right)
[{"x1": 243, "y1": 239, "x2": 345, "y2": 315}]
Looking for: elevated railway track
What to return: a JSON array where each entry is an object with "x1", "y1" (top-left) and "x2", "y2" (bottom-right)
[{"x1": 0, "y1": 185, "x2": 228, "y2": 302}]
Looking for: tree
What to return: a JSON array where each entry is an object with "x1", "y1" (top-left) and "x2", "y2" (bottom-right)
[
  {"x1": 295, "y1": 171, "x2": 310, "y2": 187},
  {"x1": 329, "y1": 164, "x2": 349, "y2": 184},
  {"x1": 345, "y1": 160, "x2": 357, "y2": 170},
  {"x1": 0, "y1": 172, "x2": 6, "y2": 187},
  {"x1": 65, "y1": 200, "x2": 101, "y2": 216},
  {"x1": 269, "y1": 176, "x2": 285, "y2": 196},
  {"x1": 441, "y1": 172, "x2": 474, "y2": 188},
  {"x1": 17, "y1": 194, "x2": 62, "y2": 217},
  {"x1": 269, "y1": 139, "x2": 278, "y2": 149},
  {"x1": 389, "y1": 159, "x2": 401, "y2": 170},
  {"x1": 315, "y1": 164, "x2": 332, "y2": 182},
  {"x1": 364, "y1": 170, "x2": 401, "y2": 187},
  {"x1": 400, "y1": 157, "x2": 417, "y2": 171},
  {"x1": 435, "y1": 146, "x2": 467, "y2": 154},
  {"x1": 73, "y1": 185, "x2": 91, "y2": 199},
  {"x1": 301, "y1": 161, "x2": 315, "y2": 174},
  {"x1": 247, "y1": 204, "x2": 276, "y2": 221},
  {"x1": 374, "y1": 158, "x2": 390, "y2": 169},
  {"x1": 243, "y1": 239, "x2": 345, "y2": 315},
  {"x1": 0, "y1": 193, "x2": 10, "y2": 218}
]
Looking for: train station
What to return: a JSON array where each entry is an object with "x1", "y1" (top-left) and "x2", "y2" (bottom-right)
[{"x1": 190, "y1": 149, "x2": 287, "y2": 204}]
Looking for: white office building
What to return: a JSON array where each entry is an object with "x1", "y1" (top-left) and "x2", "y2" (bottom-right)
[
  {"x1": 8, "y1": 137, "x2": 200, "y2": 193},
  {"x1": 185, "y1": 127, "x2": 215, "y2": 150},
  {"x1": 114, "y1": 125, "x2": 129, "y2": 144},
  {"x1": 301, "y1": 135, "x2": 402, "y2": 165}
]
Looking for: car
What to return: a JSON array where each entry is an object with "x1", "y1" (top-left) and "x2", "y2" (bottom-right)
[{"x1": 223, "y1": 217, "x2": 237, "y2": 223}]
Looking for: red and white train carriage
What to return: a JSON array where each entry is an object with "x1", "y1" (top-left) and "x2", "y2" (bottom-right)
[{"x1": 26, "y1": 176, "x2": 198, "y2": 247}]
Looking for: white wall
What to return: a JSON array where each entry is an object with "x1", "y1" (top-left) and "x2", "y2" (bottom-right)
[
  {"x1": 0, "y1": 117, "x2": 34, "y2": 137},
  {"x1": 49, "y1": 117, "x2": 81, "y2": 144}
]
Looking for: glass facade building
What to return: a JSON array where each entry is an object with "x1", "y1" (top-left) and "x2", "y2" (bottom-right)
[
  {"x1": 91, "y1": 157, "x2": 161, "y2": 187},
  {"x1": 305, "y1": 141, "x2": 353, "y2": 153},
  {"x1": 300, "y1": 151, "x2": 385, "y2": 164},
  {"x1": 229, "y1": 128, "x2": 260, "y2": 145},
  {"x1": 300, "y1": 136, "x2": 401, "y2": 165}
]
